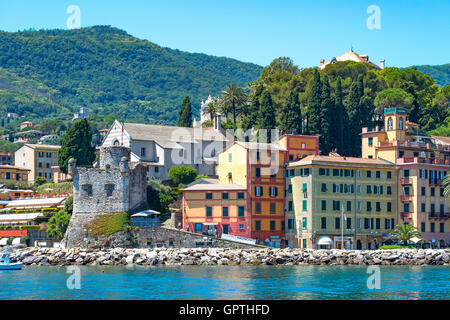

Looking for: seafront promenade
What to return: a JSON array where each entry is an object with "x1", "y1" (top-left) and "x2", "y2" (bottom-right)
[{"x1": 7, "y1": 247, "x2": 450, "y2": 266}]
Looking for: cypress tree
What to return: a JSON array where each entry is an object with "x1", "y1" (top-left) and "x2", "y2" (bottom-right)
[
  {"x1": 333, "y1": 77, "x2": 345, "y2": 155},
  {"x1": 258, "y1": 90, "x2": 277, "y2": 142},
  {"x1": 58, "y1": 118, "x2": 96, "y2": 174},
  {"x1": 177, "y1": 96, "x2": 193, "y2": 127},
  {"x1": 345, "y1": 81, "x2": 361, "y2": 156},
  {"x1": 278, "y1": 88, "x2": 302, "y2": 135},
  {"x1": 320, "y1": 75, "x2": 333, "y2": 154},
  {"x1": 241, "y1": 83, "x2": 264, "y2": 131},
  {"x1": 306, "y1": 69, "x2": 322, "y2": 135}
]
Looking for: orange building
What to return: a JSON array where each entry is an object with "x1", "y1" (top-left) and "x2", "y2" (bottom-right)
[
  {"x1": 0, "y1": 165, "x2": 30, "y2": 185},
  {"x1": 182, "y1": 134, "x2": 319, "y2": 247}
]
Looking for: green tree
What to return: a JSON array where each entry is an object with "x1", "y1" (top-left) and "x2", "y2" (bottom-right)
[
  {"x1": 168, "y1": 165, "x2": 198, "y2": 186},
  {"x1": 241, "y1": 82, "x2": 264, "y2": 131},
  {"x1": 258, "y1": 90, "x2": 277, "y2": 142},
  {"x1": 306, "y1": 69, "x2": 322, "y2": 135},
  {"x1": 220, "y1": 83, "x2": 247, "y2": 125},
  {"x1": 64, "y1": 195, "x2": 73, "y2": 215},
  {"x1": 444, "y1": 174, "x2": 450, "y2": 198},
  {"x1": 47, "y1": 210, "x2": 71, "y2": 240},
  {"x1": 374, "y1": 88, "x2": 414, "y2": 113},
  {"x1": 34, "y1": 176, "x2": 48, "y2": 186},
  {"x1": 320, "y1": 75, "x2": 333, "y2": 154},
  {"x1": 390, "y1": 224, "x2": 421, "y2": 246},
  {"x1": 333, "y1": 77, "x2": 345, "y2": 154},
  {"x1": 58, "y1": 118, "x2": 96, "y2": 174},
  {"x1": 177, "y1": 96, "x2": 193, "y2": 127},
  {"x1": 278, "y1": 88, "x2": 302, "y2": 135}
]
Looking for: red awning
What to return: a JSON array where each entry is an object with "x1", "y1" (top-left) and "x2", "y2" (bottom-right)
[{"x1": 0, "y1": 229, "x2": 28, "y2": 237}]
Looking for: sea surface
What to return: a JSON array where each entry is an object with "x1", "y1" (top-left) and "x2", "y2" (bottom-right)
[{"x1": 0, "y1": 265, "x2": 449, "y2": 300}]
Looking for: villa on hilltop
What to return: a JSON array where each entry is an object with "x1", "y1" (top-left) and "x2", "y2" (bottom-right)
[{"x1": 319, "y1": 49, "x2": 385, "y2": 70}]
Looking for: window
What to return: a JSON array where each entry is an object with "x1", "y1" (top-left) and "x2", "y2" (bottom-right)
[
  {"x1": 288, "y1": 201, "x2": 293, "y2": 211},
  {"x1": 335, "y1": 217, "x2": 340, "y2": 229},
  {"x1": 387, "y1": 186, "x2": 392, "y2": 195},
  {"x1": 387, "y1": 202, "x2": 392, "y2": 212},
  {"x1": 5, "y1": 172, "x2": 11, "y2": 180},
  {"x1": 46, "y1": 163, "x2": 50, "y2": 169},
  {"x1": 206, "y1": 206, "x2": 213, "y2": 217},
  {"x1": 237, "y1": 192, "x2": 245, "y2": 199},
  {"x1": 288, "y1": 219, "x2": 295, "y2": 229},
  {"x1": 195, "y1": 223, "x2": 203, "y2": 233},
  {"x1": 404, "y1": 187, "x2": 410, "y2": 195},
  {"x1": 255, "y1": 221, "x2": 261, "y2": 231},
  {"x1": 321, "y1": 217, "x2": 327, "y2": 229},
  {"x1": 404, "y1": 169, "x2": 410, "y2": 178},
  {"x1": 154, "y1": 166, "x2": 159, "y2": 173},
  {"x1": 387, "y1": 171, "x2": 392, "y2": 179},
  {"x1": 387, "y1": 117, "x2": 393, "y2": 130},
  {"x1": 357, "y1": 201, "x2": 362, "y2": 212},
  {"x1": 346, "y1": 218, "x2": 352, "y2": 230},
  {"x1": 333, "y1": 200, "x2": 341, "y2": 211},
  {"x1": 399, "y1": 117, "x2": 404, "y2": 130},
  {"x1": 356, "y1": 170, "x2": 361, "y2": 177},
  {"x1": 222, "y1": 207, "x2": 229, "y2": 217},
  {"x1": 367, "y1": 185, "x2": 372, "y2": 194},
  {"x1": 321, "y1": 200, "x2": 327, "y2": 211},
  {"x1": 368, "y1": 137, "x2": 373, "y2": 146},
  {"x1": 321, "y1": 183, "x2": 327, "y2": 192},
  {"x1": 270, "y1": 187, "x2": 278, "y2": 197},
  {"x1": 319, "y1": 168, "x2": 329, "y2": 176},
  {"x1": 302, "y1": 217, "x2": 307, "y2": 229},
  {"x1": 376, "y1": 171, "x2": 380, "y2": 178},
  {"x1": 440, "y1": 188, "x2": 445, "y2": 197},
  {"x1": 82, "y1": 184, "x2": 93, "y2": 196},
  {"x1": 421, "y1": 187, "x2": 426, "y2": 196},
  {"x1": 357, "y1": 218, "x2": 362, "y2": 229},
  {"x1": 302, "y1": 183, "x2": 307, "y2": 193},
  {"x1": 440, "y1": 223, "x2": 444, "y2": 233},
  {"x1": 421, "y1": 203, "x2": 426, "y2": 212},
  {"x1": 430, "y1": 223, "x2": 435, "y2": 233},
  {"x1": 239, "y1": 224, "x2": 245, "y2": 231},
  {"x1": 376, "y1": 218, "x2": 381, "y2": 230},
  {"x1": 38, "y1": 162, "x2": 42, "y2": 168},
  {"x1": 141, "y1": 148, "x2": 146, "y2": 157},
  {"x1": 404, "y1": 203, "x2": 410, "y2": 213},
  {"x1": 255, "y1": 202, "x2": 261, "y2": 213},
  {"x1": 347, "y1": 201, "x2": 351, "y2": 211},
  {"x1": 357, "y1": 185, "x2": 361, "y2": 194},
  {"x1": 421, "y1": 222, "x2": 426, "y2": 233},
  {"x1": 288, "y1": 184, "x2": 293, "y2": 193},
  {"x1": 228, "y1": 153, "x2": 232, "y2": 162},
  {"x1": 256, "y1": 152, "x2": 260, "y2": 161},
  {"x1": 399, "y1": 151, "x2": 404, "y2": 158},
  {"x1": 255, "y1": 186, "x2": 263, "y2": 197},
  {"x1": 367, "y1": 201, "x2": 372, "y2": 211},
  {"x1": 223, "y1": 225, "x2": 229, "y2": 234},
  {"x1": 270, "y1": 203, "x2": 276, "y2": 213},
  {"x1": 270, "y1": 221, "x2": 276, "y2": 231},
  {"x1": 431, "y1": 188, "x2": 435, "y2": 197},
  {"x1": 366, "y1": 171, "x2": 372, "y2": 178},
  {"x1": 105, "y1": 184, "x2": 115, "y2": 197},
  {"x1": 206, "y1": 193, "x2": 213, "y2": 199},
  {"x1": 302, "y1": 200, "x2": 307, "y2": 211},
  {"x1": 238, "y1": 206, "x2": 245, "y2": 217},
  {"x1": 255, "y1": 168, "x2": 261, "y2": 177},
  {"x1": 222, "y1": 193, "x2": 229, "y2": 200}
]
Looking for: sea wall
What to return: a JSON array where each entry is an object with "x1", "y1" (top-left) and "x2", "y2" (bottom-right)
[{"x1": 9, "y1": 247, "x2": 450, "y2": 266}]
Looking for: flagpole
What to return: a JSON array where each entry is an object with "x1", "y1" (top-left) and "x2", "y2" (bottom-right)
[{"x1": 342, "y1": 204, "x2": 344, "y2": 249}]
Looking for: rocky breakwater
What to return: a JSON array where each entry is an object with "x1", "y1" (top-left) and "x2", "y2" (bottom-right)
[{"x1": 8, "y1": 247, "x2": 450, "y2": 266}]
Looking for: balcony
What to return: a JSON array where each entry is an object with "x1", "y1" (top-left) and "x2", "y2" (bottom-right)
[
  {"x1": 397, "y1": 157, "x2": 450, "y2": 165},
  {"x1": 400, "y1": 178, "x2": 412, "y2": 185},
  {"x1": 429, "y1": 212, "x2": 450, "y2": 220},
  {"x1": 429, "y1": 179, "x2": 443, "y2": 186},
  {"x1": 400, "y1": 195, "x2": 413, "y2": 202},
  {"x1": 401, "y1": 212, "x2": 412, "y2": 219}
]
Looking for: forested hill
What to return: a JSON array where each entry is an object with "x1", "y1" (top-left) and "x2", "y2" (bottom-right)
[
  {"x1": 0, "y1": 26, "x2": 262, "y2": 124},
  {"x1": 415, "y1": 64, "x2": 450, "y2": 87}
]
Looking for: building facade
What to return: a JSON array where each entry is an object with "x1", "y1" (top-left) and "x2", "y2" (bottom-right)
[
  {"x1": 102, "y1": 120, "x2": 230, "y2": 181},
  {"x1": 0, "y1": 165, "x2": 30, "y2": 185},
  {"x1": 362, "y1": 107, "x2": 450, "y2": 246},
  {"x1": 285, "y1": 155, "x2": 398, "y2": 250},
  {"x1": 14, "y1": 144, "x2": 60, "y2": 184}
]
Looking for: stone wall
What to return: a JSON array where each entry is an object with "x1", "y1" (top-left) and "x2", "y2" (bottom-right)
[{"x1": 136, "y1": 226, "x2": 265, "y2": 249}]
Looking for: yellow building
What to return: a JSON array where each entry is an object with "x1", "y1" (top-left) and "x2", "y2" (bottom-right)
[
  {"x1": 14, "y1": 144, "x2": 61, "y2": 184},
  {"x1": 362, "y1": 107, "x2": 450, "y2": 247},
  {"x1": 285, "y1": 155, "x2": 398, "y2": 249},
  {"x1": 0, "y1": 165, "x2": 30, "y2": 185}
]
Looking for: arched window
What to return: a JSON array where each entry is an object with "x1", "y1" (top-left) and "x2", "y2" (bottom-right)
[
  {"x1": 113, "y1": 139, "x2": 120, "y2": 146},
  {"x1": 387, "y1": 118, "x2": 393, "y2": 130},
  {"x1": 399, "y1": 117, "x2": 404, "y2": 130}
]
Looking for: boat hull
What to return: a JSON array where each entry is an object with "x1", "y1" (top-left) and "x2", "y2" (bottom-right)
[{"x1": 0, "y1": 263, "x2": 22, "y2": 270}]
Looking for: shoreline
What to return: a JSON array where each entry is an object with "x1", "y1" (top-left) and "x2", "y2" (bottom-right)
[{"x1": 7, "y1": 247, "x2": 450, "y2": 266}]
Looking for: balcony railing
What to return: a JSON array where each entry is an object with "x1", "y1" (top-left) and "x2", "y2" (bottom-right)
[
  {"x1": 429, "y1": 212, "x2": 450, "y2": 219},
  {"x1": 429, "y1": 179, "x2": 443, "y2": 186},
  {"x1": 397, "y1": 157, "x2": 450, "y2": 165},
  {"x1": 401, "y1": 212, "x2": 412, "y2": 219},
  {"x1": 400, "y1": 178, "x2": 412, "y2": 185},
  {"x1": 400, "y1": 195, "x2": 413, "y2": 202}
]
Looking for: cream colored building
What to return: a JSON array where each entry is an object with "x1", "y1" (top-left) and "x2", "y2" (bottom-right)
[
  {"x1": 14, "y1": 144, "x2": 60, "y2": 184},
  {"x1": 319, "y1": 49, "x2": 385, "y2": 70}
]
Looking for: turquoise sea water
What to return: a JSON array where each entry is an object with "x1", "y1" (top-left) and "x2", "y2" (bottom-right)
[{"x1": 0, "y1": 265, "x2": 449, "y2": 300}]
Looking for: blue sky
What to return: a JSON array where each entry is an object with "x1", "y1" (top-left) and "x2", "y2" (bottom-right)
[{"x1": 0, "y1": 0, "x2": 448, "y2": 68}]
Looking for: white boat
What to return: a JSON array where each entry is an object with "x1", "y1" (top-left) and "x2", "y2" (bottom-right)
[{"x1": 0, "y1": 252, "x2": 22, "y2": 270}]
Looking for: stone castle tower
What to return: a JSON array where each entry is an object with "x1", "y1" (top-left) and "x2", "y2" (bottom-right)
[{"x1": 64, "y1": 146, "x2": 148, "y2": 247}]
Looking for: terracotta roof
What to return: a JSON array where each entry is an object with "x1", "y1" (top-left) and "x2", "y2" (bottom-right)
[
  {"x1": 0, "y1": 165, "x2": 31, "y2": 171},
  {"x1": 288, "y1": 155, "x2": 395, "y2": 167},
  {"x1": 183, "y1": 183, "x2": 247, "y2": 191}
]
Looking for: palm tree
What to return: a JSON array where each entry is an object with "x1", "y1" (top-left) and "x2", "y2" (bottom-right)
[
  {"x1": 444, "y1": 173, "x2": 450, "y2": 198},
  {"x1": 204, "y1": 98, "x2": 220, "y2": 120},
  {"x1": 390, "y1": 224, "x2": 421, "y2": 246},
  {"x1": 220, "y1": 83, "x2": 247, "y2": 125}
]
